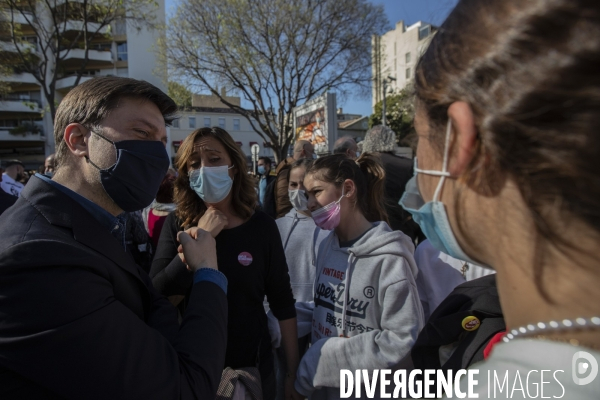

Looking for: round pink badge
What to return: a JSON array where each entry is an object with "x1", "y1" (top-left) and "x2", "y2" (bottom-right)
[{"x1": 238, "y1": 252, "x2": 253, "y2": 266}]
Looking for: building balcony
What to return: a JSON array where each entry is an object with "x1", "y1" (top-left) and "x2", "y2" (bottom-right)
[
  {"x1": 0, "y1": 40, "x2": 37, "y2": 54},
  {"x1": 2, "y1": 73, "x2": 40, "y2": 92},
  {"x1": 59, "y1": 48, "x2": 113, "y2": 68},
  {"x1": 0, "y1": 127, "x2": 44, "y2": 142},
  {"x1": 7, "y1": 11, "x2": 35, "y2": 27},
  {"x1": 63, "y1": 20, "x2": 110, "y2": 35},
  {"x1": 56, "y1": 75, "x2": 93, "y2": 92},
  {"x1": 0, "y1": 97, "x2": 42, "y2": 114},
  {"x1": 3, "y1": 73, "x2": 40, "y2": 86}
]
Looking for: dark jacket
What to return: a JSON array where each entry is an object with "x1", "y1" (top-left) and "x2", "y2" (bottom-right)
[
  {"x1": 411, "y1": 274, "x2": 504, "y2": 372},
  {"x1": 378, "y1": 152, "x2": 421, "y2": 242},
  {"x1": 0, "y1": 190, "x2": 16, "y2": 215},
  {"x1": 0, "y1": 176, "x2": 228, "y2": 399}
]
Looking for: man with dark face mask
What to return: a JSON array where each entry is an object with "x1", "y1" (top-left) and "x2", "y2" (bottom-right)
[
  {"x1": 0, "y1": 77, "x2": 228, "y2": 399},
  {"x1": 1, "y1": 160, "x2": 25, "y2": 197}
]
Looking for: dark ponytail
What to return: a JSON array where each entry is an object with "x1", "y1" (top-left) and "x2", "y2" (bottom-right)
[{"x1": 307, "y1": 153, "x2": 388, "y2": 224}]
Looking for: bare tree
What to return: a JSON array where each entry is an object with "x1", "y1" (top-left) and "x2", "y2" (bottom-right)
[
  {"x1": 162, "y1": 0, "x2": 388, "y2": 162},
  {"x1": 0, "y1": 0, "x2": 157, "y2": 121}
]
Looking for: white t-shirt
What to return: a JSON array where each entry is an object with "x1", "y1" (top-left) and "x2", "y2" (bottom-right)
[
  {"x1": 414, "y1": 239, "x2": 495, "y2": 320},
  {"x1": 452, "y1": 339, "x2": 600, "y2": 399},
  {"x1": 1, "y1": 173, "x2": 24, "y2": 197}
]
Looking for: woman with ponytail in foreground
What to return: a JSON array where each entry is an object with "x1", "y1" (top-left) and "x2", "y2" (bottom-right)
[{"x1": 294, "y1": 154, "x2": 424, "y2": 399}]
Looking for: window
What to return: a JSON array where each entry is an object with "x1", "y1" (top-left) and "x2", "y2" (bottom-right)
[
  {"x1": 204, "y1": 117, "x2": 211, "y2": 127},
  {"x1": 406, "y1": 68, "x2": 411, "y2": 79},
  {"x1": 394, "y1": 59, "x2": 397, "y2": 71},
  {"x1": 0, "y1": 119, "x2": 18, "y2": 128},
  {"x1": 91, "y1": 43, "x2": 111, "y2": 52},
  {"x1": 172, "y1": 119, "x2": 179, "y2": 128},
  {"x1": 218, "y1": 118, "x2": 225, "y2": 129},
  {"x1": 189, "y1": 117, "x2": 196, "y2": 129},
  {"x1": 406, "y1": 52, "x2": 411, "y2": 64},
  {"x1": 418, "y1": 25, "x2": 431, "y2": 40},
  {"x1": 233, "y1": 118, "x2": 240, "y2": 131},
  {"x1": 117, "y1": 42, "x2": 128, "y2": 61}
]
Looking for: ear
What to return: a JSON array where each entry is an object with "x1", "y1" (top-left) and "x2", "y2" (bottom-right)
[
  {"x1": 64, "y1": 123, "x2": 91, "y2": 160},
  {"x1": 447, "y1": 101, "x2": 478, "y2": 177},
  {"x1": 342, "y1": 179, "x2": 356, "y2": 199}
]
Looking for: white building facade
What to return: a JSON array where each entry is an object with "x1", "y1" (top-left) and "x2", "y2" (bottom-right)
[
  {"x1": 372, "y1": 20, "x2": 437, "y2": 110},
  {"x1": 0, "y1": 0, "x2": 166, "y2": 169}
]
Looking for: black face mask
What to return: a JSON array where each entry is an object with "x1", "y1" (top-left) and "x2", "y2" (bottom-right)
[
  {"x1": 86, "y1": 130, "x2": 170, "y2": 212},
  {"x1": 16, "y1": 173, "x2": 24, "y2": 181}
]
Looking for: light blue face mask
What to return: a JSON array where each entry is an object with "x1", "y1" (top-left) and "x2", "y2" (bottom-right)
[
  {"x1": 189, "y1": 165, "x2": 234, "y2": 204},
  {"x1": 257, "y1": 165, "x2": 266, "y2": 175},
  {"x1": 400, "y1": 120, "x2": 482, "y2": 265}
]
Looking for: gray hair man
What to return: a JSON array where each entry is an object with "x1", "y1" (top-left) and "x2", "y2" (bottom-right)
[{"x1": 333, "y1": 136, "x2": 359, "y2": 160}]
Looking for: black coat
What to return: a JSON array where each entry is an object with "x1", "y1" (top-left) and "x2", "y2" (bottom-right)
[
  {"x1": 379, "y1": 152, "x2": 421, "y2": 242},
  {"x1": 0, "y1": 189, "x2": 16, "y2": 215},
  {"x1": 0, "y1": 176, "x2": 227, "y2": 399}
]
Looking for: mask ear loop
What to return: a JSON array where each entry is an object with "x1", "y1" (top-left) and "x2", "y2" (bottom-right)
[
  {"x1": 432, "y1": 119, "x2": 453, "y2": 201},
  {"x1": 414, "y1": 119, "x2": 453, "y2": 202}
]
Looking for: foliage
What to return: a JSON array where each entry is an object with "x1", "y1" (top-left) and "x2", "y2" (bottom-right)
[
  {"x1": 369, "y1": 87, "x2": 415, "y2": 146},
  {"x1": 0, "y1": 64, "x2": 12, "y2": 96},
  {"x1": 168, "y1": 81, "x2": 192, "y2": 108},
  {"x1": 10, "y1": 122, "x2": 41, "y2": 135},
  {"x1": 160, "y1": 0, "x2": 388, "y2": 162},
  {"x1": 0, "y1": 0, "x2": 158, "y2": 122}
]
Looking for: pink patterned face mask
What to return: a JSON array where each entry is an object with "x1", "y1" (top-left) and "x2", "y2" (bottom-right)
[{"x1": 311, "y1": 189, "x2": 345, "y2": 230}]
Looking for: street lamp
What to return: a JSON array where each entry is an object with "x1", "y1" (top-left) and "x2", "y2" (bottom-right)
[{"x1": 382, "y1": 75, "x2": 396, "y2": 127}]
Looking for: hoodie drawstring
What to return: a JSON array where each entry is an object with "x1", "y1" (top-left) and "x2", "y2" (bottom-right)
[
  {"x1": 341, "y1": 251, "x2": 356, "y2": 338},
  {"x1": 283, "y1": 212, "x2": 300, "y2": 251}
]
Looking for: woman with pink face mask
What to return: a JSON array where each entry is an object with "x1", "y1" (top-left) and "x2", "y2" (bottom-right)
[{"x1": 294, "y1": 153, "x2": 424, "y2": 399}]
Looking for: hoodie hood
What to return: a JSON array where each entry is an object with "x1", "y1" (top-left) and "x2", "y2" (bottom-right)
[{"x1": 330, "y1": 221, "x2": 417, "y2": 276}]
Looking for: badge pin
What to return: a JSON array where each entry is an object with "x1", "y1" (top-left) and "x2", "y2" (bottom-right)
[{"x1": 462, "y1": 316, "x2": 481, "y2": 331}]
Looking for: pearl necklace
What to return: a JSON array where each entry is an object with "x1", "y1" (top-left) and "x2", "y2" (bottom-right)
[{"x1": 503, "y1": 316, "x2": 600, "y2": 343}]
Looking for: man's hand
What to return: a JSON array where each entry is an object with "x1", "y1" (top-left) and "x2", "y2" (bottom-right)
[
  {"x1": 177, "y1": 228, "x2": 218, "y2": 271},
  {"x1": 197, "y1": 207, "x2": 228, "y2": 238}
]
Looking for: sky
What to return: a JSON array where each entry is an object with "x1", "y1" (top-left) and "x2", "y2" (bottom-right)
[
  {"x1": 163, "y1": 0, "x2": 459, "y2": 117},
  {"x1": 343, "y1": 0, "x2": 459, "y2": 116}
]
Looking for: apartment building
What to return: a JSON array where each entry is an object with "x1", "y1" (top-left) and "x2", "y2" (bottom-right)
[
  {"x1": 170, "y1": 92, "x2": 274, "y2": 165},
  {"x1": 372, "y1": 20, "x2": 437, "y2": 110},
  {"x1": 0, "y1": 0, "x2": 165, "y2": 169}
]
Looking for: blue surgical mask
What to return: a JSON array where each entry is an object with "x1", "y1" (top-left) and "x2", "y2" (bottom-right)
[
  {"x1": 189, "y1": 165, "x2": 234, "y2": 204},
  {"x1": 399, "y1": 120, "x2": 482, "y2": 265},
  {"x1": 257, "y1": 165, "x2": 266, "y2": 175}
]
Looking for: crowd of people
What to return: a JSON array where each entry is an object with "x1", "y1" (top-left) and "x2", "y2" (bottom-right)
[{"x1": 0, "y1": 0, "x2": 598, "y2": 399}]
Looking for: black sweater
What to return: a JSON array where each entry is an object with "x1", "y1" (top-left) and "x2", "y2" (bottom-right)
[{"x1": 150, "y1": 210, "x2": 296, "y2": 371}]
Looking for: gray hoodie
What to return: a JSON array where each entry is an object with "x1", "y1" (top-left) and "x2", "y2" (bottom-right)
[
  {"x1": 295, "y1": 222, "x2": 424, "y2": 399},
  {"x1": 276, "y1": 209, "x2": 329, "y2": 303}
]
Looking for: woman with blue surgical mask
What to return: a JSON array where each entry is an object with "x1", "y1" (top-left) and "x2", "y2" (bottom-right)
[
  {"x1": 150, "y1": 127, "x2": 300, "y2": 400},
  {"x1": 399, "y1": 0, "x2": 600, "y2": 398}
]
